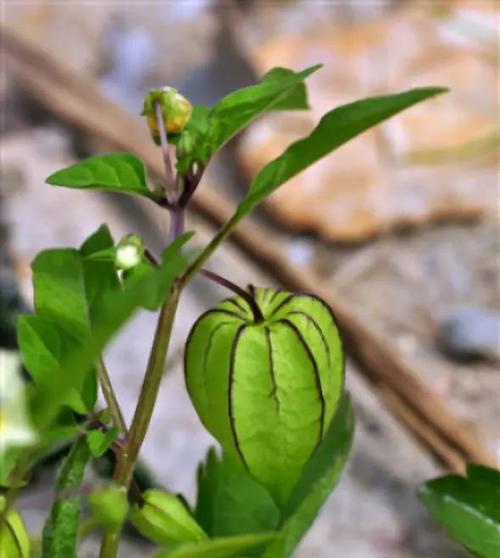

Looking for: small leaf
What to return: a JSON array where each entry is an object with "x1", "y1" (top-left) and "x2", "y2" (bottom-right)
[
  {"x1": 32, "y1": 249, "x2": 93, "y2": 340},
  {"x1": 236, "y1": 87, "x2": 448, "y2": 221},
  {"x1": 207, "y1": 65, "x2": 320, "y2": 158},
  {"x1": 261, "y1": 67, "x2": 311, "y2": 111},
  {"x1": 195, "y1": 448, "x2": 280, "y2": 540},
  {"x1": 17, "y1": 315, "x2": 93, "y2": 413},
  {"x1": 86, "y1": 428, "x2": 119, "y2": 458},
  {"x1": 46, "y1": 153, "x2": 159, "y2": 201},
  {"x1": 79, "y1": 225, "x2": 121, "y2": 323},
  {"x1": 153, "y1": 532, "x2": 276, "y2": 558},
  {"x1": 29, "y1": 232, "x2": 192, "y2": 430},
  {"x1": 419, "y1": 465, "x2": 500, "y2": 558},
  {"x1": 175, "y1": 67, "x2": 317, "y2": 174},
  {"x1": 261, "y1": 393, "x2": 355, "y2": 558},
  {"x1": 20, "y1": 226, "x2": 120, "y2": 414}
]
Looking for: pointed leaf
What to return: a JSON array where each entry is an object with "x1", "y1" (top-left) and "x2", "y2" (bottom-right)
[
  {"x1": 236, "y1": 87, "x2": 448, "y2": 221},
  {"x1": 261, "y1": 67, "x2": 311, "y2": 111},
  {"x1": 22, "y1": 225, "x2": 120, "y2": 413},
  {"x1": 29, "y1": 232, "x2": 192, "y2": 429},
  {"x1": 17, "y1": 315, "x2": 94, "y2": 414},
  {"x1": 207, "y1": 65, "x2": 320, "y2": 157},
  {"x1": 32, "y1": 249, "x2": 92, "y2": 340},
  {"x1": 175, "y1": 67, "x2": 317, "y2": 174},
  {"x1": 419, "y1": 465, "x2": 500, "y2": 558},
  {"x1": 46, "y1": 153, "x2": 159, "y2": 201}
]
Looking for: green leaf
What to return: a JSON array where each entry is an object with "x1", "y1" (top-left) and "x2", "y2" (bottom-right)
[
  {"x1": 419, "y1": 465, "x2": 500, "y2": 558},
  {"x1": 86, "y1": 428, "x2": 119, "y2": 458},
  {"x1": 20, "y1": 225, "x2": 120, "y2": 413},
  {"x1": 46, "y1": 153, "x2": 159, "y2": 201},
  {"x1": 32, "y1": 249, "x2": 93, "y2": 340},
  {"x1": 79, "y1": 225, "x2": 121, "y2": 324},
  {"x1": 17, "y1": 315, "x2": 93, "y2": 414},
  {"x1": 261, "y1": 393, "x2": 354, "y2": 558},
  {"x1": 121, "y1": 261, "x2": 164, "y2": 311},
  {"x1": 29, "y1": 232, "x2": 192, "y2": 430},
  {"x1": 153, "y1": 532, "x2": 276, "y2": 558},
  {"x1": 261, "y1": 67, "x2": 311, "y2": 111},
  {"x1": 42, "y1": 436, "x2": 90, "y2": 558},
  {"x1": 467, "y1": 464, "x2": 500, "y2": 486},
  {"x1": 207, "y1": 65, "x2": 320, "y2": 157},
  {"x1": 195, "y1": 448, "x2": 280, "y2": 541},
  {"x1": 175, "y1": 66, "x2": 317, "y2": 174},
  {"x1": 236, "y1": 87, "x2": 448, "y2": 221}
]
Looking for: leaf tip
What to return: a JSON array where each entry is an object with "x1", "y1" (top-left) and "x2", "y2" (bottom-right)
[{"x1": 45, "y1": 169, "x2": 61, "y2": 185}]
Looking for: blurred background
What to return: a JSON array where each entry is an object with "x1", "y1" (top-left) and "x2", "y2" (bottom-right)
[{"x1": 1, "y1": 1, "x2": 498, "y2": 556}]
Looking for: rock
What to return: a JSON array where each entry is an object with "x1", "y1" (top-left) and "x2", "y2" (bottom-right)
[
  {"x1": 438, "y1": 307, "x2": 500, "y2": 363},
  {"x1": 235, "y1": 6, "x2": 498, "y2": 242},
  {"x1": 4, "y1": 3, "x2": 218, "y2": 88}
]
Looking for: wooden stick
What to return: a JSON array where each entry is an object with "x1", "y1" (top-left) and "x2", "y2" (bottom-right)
[{"x1": 2, "y1": 23, "x2": 493, "y2": 469}]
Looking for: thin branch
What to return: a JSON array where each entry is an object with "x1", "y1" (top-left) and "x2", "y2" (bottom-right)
[
  {"x1": 200, "y1": 268, "x2": 264, "y2": 322},
  {"x1": 154, "y1": 101, "x2": 175, "y2": 204},
  {"x1": 96, "y1": 358, "x2": 127, "y2": 434}
]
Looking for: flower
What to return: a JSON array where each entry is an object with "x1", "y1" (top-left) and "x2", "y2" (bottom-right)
[{"x1": 115, "y1": 234, "x2": 145, "y2": 271}]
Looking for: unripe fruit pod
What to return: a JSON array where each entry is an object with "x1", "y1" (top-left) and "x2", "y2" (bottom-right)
[
  {"x1": 129, "y1": 489, "x2": 207, "y2": 546},
  {"x1": 88, "y1": 485, "x2": 128, "y2": 530},
  {"x1": 185, "y1": 288, "x2": 344, "y2": 506},
  {"x1": 0, "y1": 497, "x2": 30, "y2": 558}
]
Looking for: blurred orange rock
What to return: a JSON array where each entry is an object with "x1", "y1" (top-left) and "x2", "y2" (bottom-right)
[{"x1": 236, "y1": 6, "x2": 498, "y2": 242}]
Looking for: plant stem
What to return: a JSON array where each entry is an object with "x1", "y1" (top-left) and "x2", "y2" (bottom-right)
[
  {"x1": 98, "y1": 287, "x2": 181, "y2": 558},
  {"x1": 168, "y1": 207, "x2": 185, "y2": 243},
  {"x1": 155, "y1": 101, "x2": 175, "y2": 203},
  {"x1": 100, "y1": 100, "x2": 187, "y2": 558},
  {"x1": 117, "y1": 287, "x2": 181, "y2": 485},
  {"x1": 200, "y1": 269, "x2": 263, "y2": 322},
  {"x1": 96, "y1": 358, "x2": 127, "y2": 434},
  {"x1": 180, "y1": 214, "x2": 239, "y2": 288}
]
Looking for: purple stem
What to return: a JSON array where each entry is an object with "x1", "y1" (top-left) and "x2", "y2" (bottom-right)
[
  {"x1": 200, "y1": 269, "x2": 264, "y2": 323},
  {"x1": 168, "y1": 208, "x2": 185, "y2": 242},
  {"x1": 154, "y1": 101, "x2": 175, "y2": 204}
]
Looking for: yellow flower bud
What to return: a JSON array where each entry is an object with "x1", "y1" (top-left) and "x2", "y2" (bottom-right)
[{"x1": 142, "y1": 87, "x2": 193, "y2": 141}]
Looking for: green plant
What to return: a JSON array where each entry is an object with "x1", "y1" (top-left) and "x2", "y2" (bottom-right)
[
  {"x1": 419, "y1": 464, "x2": 500, "y2": 558},
  {"x1": 0, "y1": 68, "x2": 446, "y2": 557}
]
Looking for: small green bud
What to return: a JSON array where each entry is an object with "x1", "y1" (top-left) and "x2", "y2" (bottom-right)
[
  {"x1": 130, "y1": 489, "x2": 207, "y2": 546},
  {"x1": 88, "y1": 485, "x2": 128, "y2": 530},
  {"x1": 115, "y1": 234, "x2": 144, "y2": 271},
  {"x1": 142, "y1": 87, "x2": 193, "y2": 140},
  {"x1": 0, "y1": 497, "x2": 30, "y2": 558},
  {"x1": 185, "y1": 288, "x2": 344, "y2": 506},
  {"x1": 175, "y1": 131, "x2": 195, "y2": 160}
]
